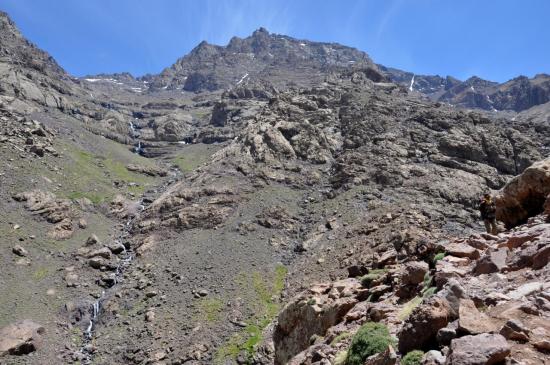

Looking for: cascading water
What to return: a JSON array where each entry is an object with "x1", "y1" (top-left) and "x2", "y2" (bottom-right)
[{"x1": 75, "y1": 167, "x2": 181, "y2": 363}]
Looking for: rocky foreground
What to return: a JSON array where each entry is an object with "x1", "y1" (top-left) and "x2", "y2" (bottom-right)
[{"x1": 266, "y1": 159, "x2": 550, "y2": 365}]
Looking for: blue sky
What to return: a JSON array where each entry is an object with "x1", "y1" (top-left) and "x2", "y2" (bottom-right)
[{"x1": 2, "y1": 0, "x2": 548, "y2": 82}]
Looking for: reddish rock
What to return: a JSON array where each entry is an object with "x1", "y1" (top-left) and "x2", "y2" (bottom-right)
[
  {"x1": 397, "y1": 297, "x2": 451, "y2": 354},
  {"x1": 458, "y1": 299, "x2": 497, "y2": 335},
  {"x1": 446, "y1": 242, "x2": 480, "y2": 259}
]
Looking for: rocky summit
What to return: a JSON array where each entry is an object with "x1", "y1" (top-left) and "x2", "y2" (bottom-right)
[{"x1": 0, "y1": 9, "x2": 549, "y2": 365}]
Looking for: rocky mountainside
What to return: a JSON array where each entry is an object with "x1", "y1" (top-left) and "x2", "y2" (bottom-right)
[
  {"x1": 145, "y1": 27, "x2": 376, "y2": 92},
  {"x1": 0, "y1": 10, "x2": 549, "y2": 365},
  {"x1": 382, "y1": 65, "x2": 550, "y2": 112}
]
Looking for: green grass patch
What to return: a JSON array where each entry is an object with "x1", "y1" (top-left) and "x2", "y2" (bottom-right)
[
  {"x1": 58, "y1": 142, "x2": 156, "y2": 203},
  {"x1": 433, "y1": 252, "x2": 446, "y2": 264},
  {"x1": 216, "y1": 264, "x2": 288, "y2": 363},
  {"x1": 197, "y1": 297, "x2": 224, "y2": 323},
  {"x1": 33, "y1": 267, "x2": 49, "y2": 281},
  {"x1": 334, "y1": 351, "x2": 348, "y2": 365}
]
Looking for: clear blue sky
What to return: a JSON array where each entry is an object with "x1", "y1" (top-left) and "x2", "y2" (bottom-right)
[{"x1": 2, "y1": 0, "x2": 548, "y2": 81}]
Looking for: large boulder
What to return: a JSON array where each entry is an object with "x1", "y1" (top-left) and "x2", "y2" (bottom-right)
[
  {"x1": 273, "y1": 279, "x2": 361, "y2": 364},
  {"x1": 398, "y1": 297, "x2": 452, "y2": 353},
  {"x1": 0, "y1": 320, "x2": 45, "y2": 356},
  {"x1": 446, "y1": 333, "x2": 510, "y2": 365},
  {"x1": 496, "y1": 157, "x2": 550, "y2": 228}
]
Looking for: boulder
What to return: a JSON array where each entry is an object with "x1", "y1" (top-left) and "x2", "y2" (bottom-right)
[
  {"x1": 496, "y1": 157, "x2": 550, "y2": 228},
  {"x1": 446, "y1": 333, "x2": 510, "y2": 365},
  {"x1": 457, "y1": 299, "x2": 497, "y2": 335},
  {"x1": 422, "y1": 350, "x2": 446, "y2": 365},
  {"x1": 401, "y1": 261, "x2": 429, "y2": 285},
  {"x1": 398, "y1": 297, "x2": 452, "y2": 353},
  {"x1": 533, "y1": 245, "x2": 550, "y2": 269},
  {"x1": 446, "y1": 242, "x2": 480, "y2": 259},
  {"x1": 507, "y1": 282, "x2": 543, "y2": 300},
  {"x1": 273, "y1": 279, "x2": 360, "y2": 364},
  {"x1": 499, "y1": 319, "x2": 529, "y2": 342},
  {"x1": 0, "y1": 320, "x2": 45, "y2": 356},
  {"x1": 473, "y1": 248, "x2": 507, "y2": 275},
  {"x1": 12, "y1": 245, "x2": 28, "y2": 257}
]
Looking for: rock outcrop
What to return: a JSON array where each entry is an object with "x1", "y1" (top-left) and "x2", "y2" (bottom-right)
[
  {"x1": 496, "y1": 157, "x2": 550, "y2": 228},
  {"x1": 0, "y1": 320, "x2": 45, "y2": 356}
]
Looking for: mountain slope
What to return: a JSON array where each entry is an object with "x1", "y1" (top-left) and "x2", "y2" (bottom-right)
[
  {"x1": 382, "y1": 64, "x2": 550, "y2": 112},
  {"x1": 146, "y1": 27, "x2": 377, "y2": 92},
  {"x1": 0, "y1": 10, "x2": 549, "y2": 365}
]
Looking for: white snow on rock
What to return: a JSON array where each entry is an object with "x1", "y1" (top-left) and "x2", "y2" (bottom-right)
[
  {"x1": 409, "y1": 75, "x2": 415, "y2": 91},
  {"x1": 236, "y1": 73, "x2": 249, "y2": 85}
]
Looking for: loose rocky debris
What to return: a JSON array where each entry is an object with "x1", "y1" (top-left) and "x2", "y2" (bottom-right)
[
  {"x1": 12, "y1": 189, "x2": 79, "y2": 239},
  {"x1": 126, "y1": 163, "x2": 168, "y2": 177},
  {"x1": 0, "y1": 109, "x2": 59, "y2": 159},
  {"x1": 267, "y1": 160, "x2": 550, "y2": 365}
]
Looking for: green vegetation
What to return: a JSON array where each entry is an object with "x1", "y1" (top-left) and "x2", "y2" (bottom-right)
[
  {"x1": 433, "y1": 252, "x2": 446, "y2": 264},
  {"x1": 346, "y1": 322, "x2": 395, "y2": 365},
  {"x1": 401, "y1": 350, "x2": 425, "y2": 365},
  {"x1": 197, "y1": 297, "x2": 224, "y2": 323},
  {"x1": 32, "y1": 267, "x2": 49, "y2": 281},
  {"x1": 331, "y1": 331, "x2": 351, "y2": 345},
  {"x1": 360, "y1": 269, "x2": 387, "y2": 288},
  {"x1": 422, "y1": 286, "x2": 437, "y2": 298},
  {"x1": 216, "y1": 264, "x2": 288, "y2": 364},
  {"x1": 171, "y1": 144, "x2": 222, "y2": 172},
  {"x1": 58, "y1": 142, "x2": 157, "y2": 204},
  {"x1": 334, "y1": 351, "x2": 348, "y2": 365},
  {"x1": 398, "y1": 296, "x2": 423, "y2": 321}
]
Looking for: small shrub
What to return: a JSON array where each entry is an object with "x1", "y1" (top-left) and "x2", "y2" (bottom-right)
[
  {"x1": 360, "y1": 269, "x2": 386, "y2": 288},
  {"x1": 346, "y1": 322, "x2": 394, "y2": 365},
  {"x1": 401, "y1": 350, "x2": 424, "y2": 365},
  {"x1": 433, "y1": 252, "x2": 446, "y2": 264}
]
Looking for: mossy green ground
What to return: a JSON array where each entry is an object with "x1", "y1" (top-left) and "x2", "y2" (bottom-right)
[
  {"x1": 216, "y1": 264, "x2": 288, "y2": 363},
  {"x1": 170, "y1": 143, "x2": 222, "y2": 172}
]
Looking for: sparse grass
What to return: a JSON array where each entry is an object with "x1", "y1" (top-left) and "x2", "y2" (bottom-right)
[
  {"x1": 197, "y1": 297, "x2": 224, "y2": 323},
  {"x1": 216, "y1": 264, "x2": 288, "y2": 363},
  {"x1": 360, "y1": 269, "x2": 387, "y2": 288},
  {"x1": 32, "y1": 267, "x2": 49, "y2": 281},
  {"x1": 58, "y1": 142, "x2": 156, "y2": 204},
  {"x1": 331, "y1": 331, "x2": 351, "y2": 345},
  {"x1": 171, "y1": 144, "x2": 222, "y2": 172},
  {"x1": 334, "y1": 351, "x2": 348, "y2": 365},
  {"x1": 398, "y1": 296, "x2": 423, "y2": 321},
  {"x1": 422, "y1": 287, "x2": 437, "y2": 298}
]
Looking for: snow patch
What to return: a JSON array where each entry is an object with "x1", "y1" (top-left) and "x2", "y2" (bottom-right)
[
  {"x1": 84, "y1": 78, "x2": 102, "y2": 83},
  {"x1": 299, "y1": 43, "x2": 306, "y2": 47},
  {"x1": 470, "y1": 85, "x2": 475, "y2": 92},
  {"x1": 236, "y1": 73, "x2": 249, "y2": 86}
]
